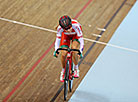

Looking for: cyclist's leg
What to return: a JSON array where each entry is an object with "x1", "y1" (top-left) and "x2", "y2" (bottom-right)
[
  {"x1": 60, "y1": 47, "x2": 67, "y2": 82},
  {"x1": 60, "y1": 33, "x2": 70, "y2": 82},
  {"x1": 60, "y1": 45, "x2": 68, "y2": 68},
  {"x1": 71, "y1": 40, "x2": 79, "y2": 66},
  {"x1": 60, "y1": 33, "x2": 71, "y2": 68},
  {"x1": 71, "y1": 38, "x2": 80, "y2": 78}
]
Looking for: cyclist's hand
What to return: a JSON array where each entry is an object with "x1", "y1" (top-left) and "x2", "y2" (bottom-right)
[
  {"x1": 53, "y1": 51, "x2": 58, "y2": 58},
  {"x1": 78, "y1": 53, "x2": 83, "y2": 59}
]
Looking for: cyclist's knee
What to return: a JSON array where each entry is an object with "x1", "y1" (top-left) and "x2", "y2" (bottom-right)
[
  {"x1": 61, "y1": 51, "x2": 67, "y2": 58},
  {"x1": 71, "y1": 46, "x2": 76, "y2": 49},
  {"x1": 71, "y1": 41, "x2": 79, "y2": 49}
]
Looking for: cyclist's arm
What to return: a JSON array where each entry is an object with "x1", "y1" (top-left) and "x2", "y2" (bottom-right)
[
  {"x1": 55, "y1": 37, "x2": 61, "y2": 51},
  {"x1": 74, "y1": 25, "x2": 84, "y2": 53},
  {"x1": 55, "y1": 26, "x2": 63, "y2": 51},
  {"x1": 78, "y1": 37, "x2": 84, "y2": 53}
]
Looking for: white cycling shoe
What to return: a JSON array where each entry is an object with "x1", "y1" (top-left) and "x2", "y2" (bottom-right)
[
  {"x1": 60, "y1": 70, "x2": 64, "y2": 82},
  {"x1": 74, "y1": 69, "x2": 79, "y2": 78}
]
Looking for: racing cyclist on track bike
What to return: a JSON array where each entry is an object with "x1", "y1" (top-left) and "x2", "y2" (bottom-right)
[{"x1": 53, "y1": 15, "x2": 84, "y2": 82}]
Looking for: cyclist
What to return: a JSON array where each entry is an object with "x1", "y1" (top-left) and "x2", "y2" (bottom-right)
[{"x1": 53, "y1": 15, "x2": 84, "y2": 82}]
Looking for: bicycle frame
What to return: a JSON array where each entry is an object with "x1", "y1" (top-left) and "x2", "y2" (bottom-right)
[{"x1": 65, "y1": 51, "x2": 74, "y2": 81}]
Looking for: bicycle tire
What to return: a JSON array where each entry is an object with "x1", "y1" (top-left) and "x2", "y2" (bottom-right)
[
  {"x1": 64, "y1": 80, "x2": 68, "y2": 101},
  {"x1": 69, "y1": 80, "x2": 73, "y2": 92},
  {"x1": 69, "y1": 62, "x2": 74, "y2": 92},
  {"x1": 64, "y1": 60, "x2": 69, "y2": 101}
]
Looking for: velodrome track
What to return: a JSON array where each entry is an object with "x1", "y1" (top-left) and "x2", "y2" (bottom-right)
[{"x1": 0, "y1": 0, "x2": 136, "y2": 102}]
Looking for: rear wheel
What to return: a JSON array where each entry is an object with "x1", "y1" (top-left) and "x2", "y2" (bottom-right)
[
  {"x1": 69, "y1": 80, "x2": 73, "y2": 92},
  {"x1": 64, "y1": 60, "x2": 69, "y2": 101}
]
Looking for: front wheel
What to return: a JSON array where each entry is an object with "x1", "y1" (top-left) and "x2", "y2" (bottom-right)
[
  {"x1": 69, "y1": 62, "x2": 74, "y2": 92},
  {"x1": 64, "y1": 80, "x2": 68, "y2": 101},
  {"x1": 64, "y1": 60, "x2": 69, "y2": 101}
]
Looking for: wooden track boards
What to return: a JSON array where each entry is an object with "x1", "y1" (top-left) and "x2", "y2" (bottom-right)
[{"x1": 0, "y1": 0, "x2": 136, "y2": 101}]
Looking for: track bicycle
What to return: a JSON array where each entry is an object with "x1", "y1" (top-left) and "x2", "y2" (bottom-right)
[{"x1": 56, "y1": 48, "x2": 81, "y2": 101}]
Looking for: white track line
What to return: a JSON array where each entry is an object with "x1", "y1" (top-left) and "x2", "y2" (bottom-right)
[
  {"x1": 84, "y1": 38, "x2": 138, "y2": 53},
  {"x1": 91, "y1": 33, "x2": 102, "y2": 37},
  {"x1": 0, "y1": 17, "x2": 138, "y2": 53},
  {"x1": 97, "y1": 27, "x2": 106, "y2": 31},
  {"x1": 0, "y1": 17, "x2": 57, "y2": 33}
]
